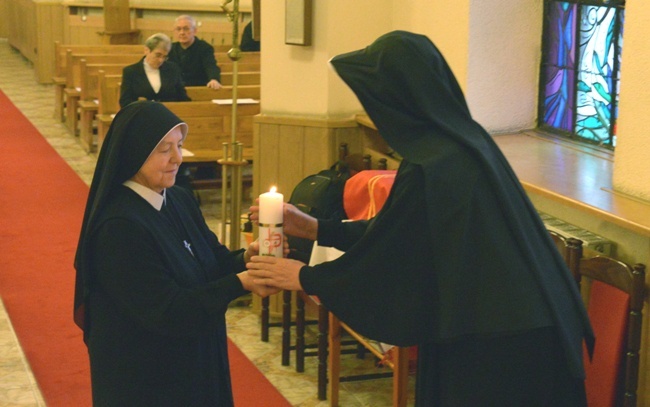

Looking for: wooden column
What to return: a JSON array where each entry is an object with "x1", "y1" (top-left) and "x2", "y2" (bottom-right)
[{"x1": 100, "y1": 0, "x2": 139, "y2": 44}]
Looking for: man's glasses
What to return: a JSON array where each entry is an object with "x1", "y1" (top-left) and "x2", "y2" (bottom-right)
[{"x1": 174, "y1": 26, "x2": 192, "y2": 32}]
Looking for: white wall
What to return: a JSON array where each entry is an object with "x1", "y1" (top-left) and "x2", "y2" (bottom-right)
[
  {"x1": 259, "y1": 0, "x2": 541, "y2": 132},
  {"x1": 260, "y1": 0, "x2": 392, "y2": 117},
  {"x1": 466, "y1": 0, "x2": 542, "y2": 133},
  {"x1": 613, "y1": 0, "x2": 650, "y2": 201}
]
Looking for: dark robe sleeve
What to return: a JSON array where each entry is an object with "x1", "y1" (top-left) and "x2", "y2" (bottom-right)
[
  {"x1": 119, "y1": 65, "x2": 138, "y2": 108},
  {"x1": 300, "y1": 163, "x2": 437, "y2": 346},
  {"x1": 316, "y1": 218, "x2": 369, "y2": 250},
  {"x1": 200, "y1": 43, "x2": 221, "y2": 82}
]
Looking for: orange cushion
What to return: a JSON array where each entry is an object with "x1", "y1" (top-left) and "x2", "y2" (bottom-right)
[
  {"x1": 343, "y1": 170, "x2": 396, "y2": 220},
  {"x1": 583, "y1": 280, "x2": 629, "y2": 407}
]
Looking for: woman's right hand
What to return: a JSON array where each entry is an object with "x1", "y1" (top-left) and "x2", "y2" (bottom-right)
[{"x1": 249, "y1": 201, "x2": 318, "y2": 241}]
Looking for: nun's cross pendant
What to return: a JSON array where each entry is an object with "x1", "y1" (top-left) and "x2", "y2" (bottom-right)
[{"x1": 184, "y1": 240, "x2": 194, "y2": 256}]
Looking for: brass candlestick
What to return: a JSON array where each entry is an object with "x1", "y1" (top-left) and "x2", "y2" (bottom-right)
[{"x1": 219, "y1": 0, "x2": 248, "y2": 250}]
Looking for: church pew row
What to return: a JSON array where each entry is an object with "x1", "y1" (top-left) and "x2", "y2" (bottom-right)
[
  {"x1": 162, "y1": 100, "x2": 259, "y2": 163},
  {"x1": 52, "y1": 42, "x2": 143, "y2": 122},
  {"x1": 78, "y1": 62, "x2": 130, "y2": 152},
  {"x1": 53, "y1": 40, "x2": 260, "y2": 122},
  {"x1": 63, "y1": 52, "x2": 142, "y2": 135},
  {"x1": 63, "y1": 55, "x2": 260, "y2": 136},
  {"x1": 94, "y1": 85, "x2": 260, "y2": 163},
  {"x1": 85, "y1": 69, "x2": 259, "y2": 153}
]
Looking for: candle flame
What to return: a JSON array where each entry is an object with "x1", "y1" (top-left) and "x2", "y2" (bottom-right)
[{"x1": 270, "y1": 186, "x2": 277, "y2": 193}]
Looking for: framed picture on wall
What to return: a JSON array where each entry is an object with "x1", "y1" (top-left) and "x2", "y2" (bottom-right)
[{"x1": 285, "y1": 0, "x2": 312, "y2": 46}]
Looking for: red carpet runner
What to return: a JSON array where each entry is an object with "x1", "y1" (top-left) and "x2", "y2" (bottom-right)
[{"x1": 0, "y1": 90, "x2": 290, "y2": 406}]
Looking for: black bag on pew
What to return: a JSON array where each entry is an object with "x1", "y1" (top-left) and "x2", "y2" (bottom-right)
[{"x1": 287, "y1": 152, "x2": 352, "y2": 263}]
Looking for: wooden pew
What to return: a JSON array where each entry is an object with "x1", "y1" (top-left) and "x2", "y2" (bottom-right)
[
  {"x1": 96, "y1": 98, "x2": 260, "y2": 159},
  {"x1": 96, "y1": 71, "x2": 123, "y2": 151},
  {"x1": 215, "y1": 50, "x2": 261, "y2": 73},
  {"x1": 162, "y1": 100, "x2": 259, "y2": 163},
  {"x1": 185, "y1": 85, "x2": 260, "y2": 101},
  {"x1": 220, "y1": 72, "x2": 260, "y2": 86},
  {"x1": 52, "y1": 42, "x2": 143, "y2": 121},
  {"x1": 64, "y1": 52, "x2": 141, "y2": 135},
  {"x1": 163, "y1": 100, "x2": 259, "y2": 194},
  {"x1": 218, "y1": 61, "x2": 260, "y2": 73},
  {"x1": 78, "y1": 62, "x2": 127, "y2": 152},
  {"x1": 214, "y1": 51, "x2": 260, "y2": 66}
]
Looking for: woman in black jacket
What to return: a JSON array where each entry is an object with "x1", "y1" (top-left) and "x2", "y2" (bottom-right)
[{"x1": 119, "y1": 33, "x2": 190, "y2": 108}]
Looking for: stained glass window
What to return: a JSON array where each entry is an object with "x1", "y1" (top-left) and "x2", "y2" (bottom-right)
[{"x1": 539, "y1": 0, "x2": 624, "y2": 148}]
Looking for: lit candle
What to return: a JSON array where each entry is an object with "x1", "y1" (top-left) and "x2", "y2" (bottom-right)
[{"x1": 259, "y1": 186, "x2": 284, "y2": 257}]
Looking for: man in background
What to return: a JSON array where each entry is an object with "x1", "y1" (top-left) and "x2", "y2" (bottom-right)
[{"x1": 169, "y1": 15, "x2": 222, "y2": 90}]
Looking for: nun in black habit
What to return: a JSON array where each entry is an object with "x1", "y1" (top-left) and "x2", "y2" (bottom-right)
[
  {"x1": 246, "y1": 31, "x2": 594, "y2": 406},
  {"x1": 73, "y1": 101, "x2": 278, "y2": 406}
]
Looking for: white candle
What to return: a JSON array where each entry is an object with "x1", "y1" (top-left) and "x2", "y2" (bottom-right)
[
  {"x1": 259, "y1": 186, "x2": 284, "y2": 224},
  {"x1": 259, "y1": 187, "x2": 284, "y2": 257}
]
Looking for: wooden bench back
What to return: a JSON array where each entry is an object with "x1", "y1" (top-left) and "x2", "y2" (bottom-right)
[
  {"x1": 215, "y1": 51, "x2": 260, "y2": 66},
  {"x1": 66, "y1": 51, "x2": 141, "y2": 89},
  {"x1": 80, "y1": 62, "x2": 129, "y2": 101},
  {"x1": 220, "y1": 71, "x2": 260, "y2": 86},
  {"x1": 162, "y1": 101, "x2": 260, "y2": 161},
  {"x1": 219, "y1": 61, "x2": 260, "y2": 73},
  {"x1": 54, "y1": 42, "x2": 143, "y2": 79},
  {"x1": 185, "y1": 85, "x2": 260, "y2": 101},
  {"x1": 98, "y1": 71, "x2": 122, "y2": 116}
]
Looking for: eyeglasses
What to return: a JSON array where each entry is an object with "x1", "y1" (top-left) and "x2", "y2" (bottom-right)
[{"x1": 174, "y1": 26, "x2": 192, "y2": 32}]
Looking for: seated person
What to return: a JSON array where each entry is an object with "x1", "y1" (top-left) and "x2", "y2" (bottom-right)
[
  {"x1": 119, "y1": 33, "x2": 190, "y2": 108},
  {"x1": 169, "y1": 15, "x2": 222, "y2": 90},
  {"x1": 240, "y1": 20, "x2": 260, "y2": 52}
]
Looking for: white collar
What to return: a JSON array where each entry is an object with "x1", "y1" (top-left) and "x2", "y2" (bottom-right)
[{"x1": 123, "y1": 180, "x2": 165, "y2": 211}]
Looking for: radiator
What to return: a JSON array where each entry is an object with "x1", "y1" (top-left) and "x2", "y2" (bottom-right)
[{"x1": 538, "y1": 211, "x2": 613, "y2": 255}]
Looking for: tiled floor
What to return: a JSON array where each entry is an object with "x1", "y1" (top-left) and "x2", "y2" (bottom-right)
[{"x1": 0, "y1": 38, "x2": 414, "y2": 406}]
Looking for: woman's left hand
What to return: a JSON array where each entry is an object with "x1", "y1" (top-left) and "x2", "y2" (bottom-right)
[
  {"x1": 243, "y1": 240, "x2": 259, "y2": 264},
  {"x1": 246, "y1": 256, "x2": 305, "y2": 291}
]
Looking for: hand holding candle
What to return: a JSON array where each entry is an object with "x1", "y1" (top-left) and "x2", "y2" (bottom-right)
[{"x1": 258, "y1": 187, "x2": 284, "y2": 258}]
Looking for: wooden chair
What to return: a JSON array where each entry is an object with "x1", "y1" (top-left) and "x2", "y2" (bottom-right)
[
  {"x1": 260, "y1": 145, "x2": 370, "y2": 348},
  {"x1": 282, "y1": 152, "x2": 406, "y2": 402},
  {"x1": 569, "y1": 239, "x2": 646, "y2": 407},
  {"x1": 329, "y1": 315, "x2": 410, "y2": 407}
]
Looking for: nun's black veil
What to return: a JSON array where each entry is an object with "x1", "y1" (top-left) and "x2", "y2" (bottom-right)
[
  {"x1": 74, "y1": 101, "x2": 187, "y2": 330},
  {"x1": 326, "y1": 31, "x2": 593, "y2": 377}
]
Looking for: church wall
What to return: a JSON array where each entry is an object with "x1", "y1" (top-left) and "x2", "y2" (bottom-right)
[{"x1": 612, "y1": 0, "x2": 650, "y2": 202}]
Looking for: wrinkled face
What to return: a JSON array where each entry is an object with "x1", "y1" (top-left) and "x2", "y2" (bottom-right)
[
  {"x1": 131, "y1": 126, "x2": 184, "y2": 193},
  {"x1": 144, "y1": 45, "x2": 168, "y2": 69},
  {"x1": 173, "y1": 18, "x2": 197, "y2": 48}
]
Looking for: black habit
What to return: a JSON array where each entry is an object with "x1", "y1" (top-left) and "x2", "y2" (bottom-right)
[
  {"x1": 119, "y1": 58, "x2": 190, "y2": 108},
  {"x1": 299, "y1": 31, "x2": 594, "y2": 406},
  {"x1": 74, "y1": 102, "x2": 247, "y2": 406},
  {"x1": 169, "y1": 38, "x2": 221, "y2": 86}
]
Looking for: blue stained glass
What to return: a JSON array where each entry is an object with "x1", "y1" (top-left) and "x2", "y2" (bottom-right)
[
  {"x1": 540, "y1": 1, "x2": 624, "y2": 147},
  {"x1": 576, "y1": 5, "x2": 616, "y2": 144},
  {"x1": 541, "y1": 2, "x2": 576, "y2": 132}
]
